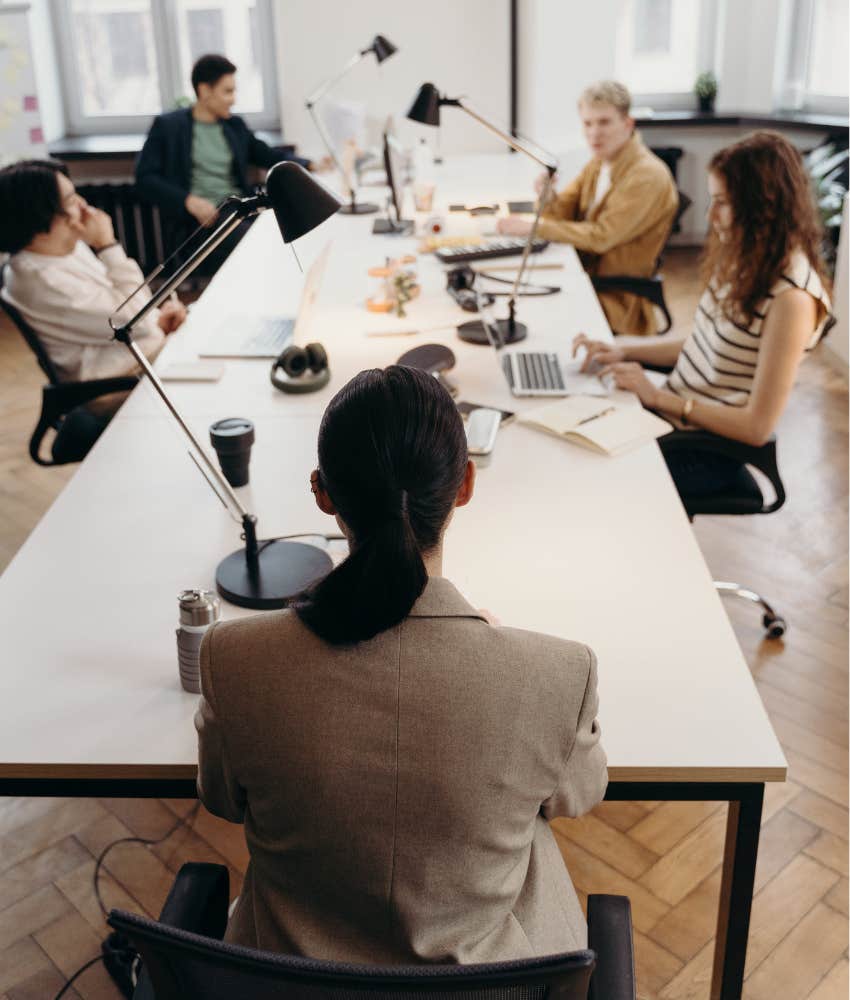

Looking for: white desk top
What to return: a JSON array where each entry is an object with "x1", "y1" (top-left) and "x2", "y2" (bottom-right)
[{"x1": 0, "y1": 153, "x2": 786, "y2": 784}]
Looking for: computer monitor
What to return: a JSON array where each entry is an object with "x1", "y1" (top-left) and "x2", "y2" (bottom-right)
[{"x1": 372, "y1": 129, "x2": 414, "y2": 234}]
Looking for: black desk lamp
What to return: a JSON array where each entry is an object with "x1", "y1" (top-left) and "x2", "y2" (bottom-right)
[
  {"x1": 109, "y1": 161, "x2": 342, "y2": 610},
  {"x1": 407, "y1": 82, "x2": 558, "y2": 346},
  {"x1": 305, "y1": 34, "x2": 398, "y2": 216}
]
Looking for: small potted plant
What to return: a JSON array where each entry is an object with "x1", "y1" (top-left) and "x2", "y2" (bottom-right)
[{"x1": 694, "y1": 72, "x2": 718, "y2": 113}]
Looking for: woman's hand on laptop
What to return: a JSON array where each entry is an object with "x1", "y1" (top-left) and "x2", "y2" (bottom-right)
[
  {"x1": 597, "y1": 362, "x2": 660, "y2": 408},
  {"x1": 572, "y1": 333, "x2": 625, "y2": 372}
]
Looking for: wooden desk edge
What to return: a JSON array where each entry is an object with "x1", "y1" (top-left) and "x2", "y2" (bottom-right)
[
  {"x1": 607, "y1": 765, "x2": 787, "y2": 783},
  {"x1": 0, "y1": 763, "x2": 787, "y2": 783}
]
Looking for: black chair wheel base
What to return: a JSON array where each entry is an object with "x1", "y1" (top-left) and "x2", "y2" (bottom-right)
[{"x1": 763, "y1": 614, "x2": 787, "y2": 639}]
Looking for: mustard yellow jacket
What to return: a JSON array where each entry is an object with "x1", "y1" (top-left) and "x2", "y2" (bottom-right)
[{"x1": 537, "y1": 134, "x2": 678, "y2": 335}]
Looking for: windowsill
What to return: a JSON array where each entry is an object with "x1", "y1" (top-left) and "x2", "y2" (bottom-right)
[
  {"x1": 48, "y1": 130, "x2": 286, "y2": 161},
  {"x1": 633, "y1": 108, "x2": 848, "y2": 131}
]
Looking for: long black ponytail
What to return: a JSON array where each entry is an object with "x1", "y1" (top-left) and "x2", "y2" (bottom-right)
[{"x1": 294, "y1": 366, "x2": 468, "y2": 644}]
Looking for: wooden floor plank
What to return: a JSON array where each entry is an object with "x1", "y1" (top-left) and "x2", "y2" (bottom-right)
[
  {"x1": 34, "y1": 912, "x2": 121, "y2": 999},
  {"x1": 550, "y1": 812, "x2": 659, "y2": 880},
  {"x1": 0, "y1": 938, "x2": 53, "y2": 996},
  {"x1": 804, "y1": 831, "x2": 850, "y2": 877},
  {"x1": 744, "y1": 903, "x2": 847, "y2": 1000},
  {"x1": 638, "y1": 810, "x2": 726, "y2": 907},
  {"x1": 552, "y1": 831, "x2": 671, "y2": 934},
  {"x1": 807, "y1": 959, "x2": 849, "y2": 1000},
  {"x1": 628, "y1": 800, "x2": 723, "y2": 856}
]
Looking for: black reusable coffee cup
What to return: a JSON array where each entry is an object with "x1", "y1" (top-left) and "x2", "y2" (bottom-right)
[{"x1": 209, "y1": 417, "x2": 255, "y2": 488}]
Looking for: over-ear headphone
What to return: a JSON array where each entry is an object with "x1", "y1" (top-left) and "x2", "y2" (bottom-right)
[{"x1": 270, "y1": 342, "x2": 330, "y2": 394}]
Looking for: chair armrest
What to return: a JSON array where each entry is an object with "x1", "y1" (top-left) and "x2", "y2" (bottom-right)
[
  {"x1": 130, "y1": 863, "x2": 229, "y2": 1000},
  {"x1": 587, "y1": 894, "x2": 636, "y2": 1000},
  {"x1": 155, "y1": 862, "x2": 230, "y2": 937},
  {"x1": 42, "y1": 375, "x2": 138, "y2": 417}
]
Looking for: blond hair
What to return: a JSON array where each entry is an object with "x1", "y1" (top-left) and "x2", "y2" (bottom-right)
[{"x1": 578, "y1": 81, "x2": 632, "y2": 116}]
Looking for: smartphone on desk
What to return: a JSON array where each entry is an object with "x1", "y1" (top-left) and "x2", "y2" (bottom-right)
[{"x1": 456, "y1": 400, "x2": 516, "y2": 425}]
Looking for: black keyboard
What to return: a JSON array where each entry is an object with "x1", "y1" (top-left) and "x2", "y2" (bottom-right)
[{"x1": 435, "y1": 238, "x2": 549, "y2": 264}]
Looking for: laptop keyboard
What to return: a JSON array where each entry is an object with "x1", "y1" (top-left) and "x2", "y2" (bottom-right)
[
  {"x1": 502, "y1": 352, "x2": 567, "y2": 396},
  {"x1": 242, "y1": 318, "x2": 295, "y2": 353}
]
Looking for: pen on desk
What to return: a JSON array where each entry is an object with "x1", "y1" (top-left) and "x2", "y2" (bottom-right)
[
  {"x1": 366, "y1": 323, "x2": 454, "y2": 338},
  {"x1": 576, "y1": 406, "x2": 615, "y2": 426}
]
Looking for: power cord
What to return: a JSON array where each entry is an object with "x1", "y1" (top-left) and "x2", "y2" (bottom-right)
[{"x1": 52, "y1": 802, "x2": 202, "y2": 1000}]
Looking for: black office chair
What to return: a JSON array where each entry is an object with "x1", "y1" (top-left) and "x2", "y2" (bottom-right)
[
  {"x1": 107, "y1": 863, "x2": 636, "y2": 1000},
  {"x1": 591, "y1": 190, "x2": 693, "y2": 335},
  {"x1": 660, "y1": 430, "x2": 788, "y2": 638},
  {"x1": 0, "y1": 265, "x2": 137, "y2": 465}
]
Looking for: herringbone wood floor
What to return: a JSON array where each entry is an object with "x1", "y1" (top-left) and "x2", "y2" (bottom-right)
[{"x1": 0, "y1": 248, "x2": 846, "y2": 999}]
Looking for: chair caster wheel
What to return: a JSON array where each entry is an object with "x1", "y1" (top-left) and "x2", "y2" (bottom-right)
[{"x1": 763, "y1": 614, "x2": 786, "y2": 639}]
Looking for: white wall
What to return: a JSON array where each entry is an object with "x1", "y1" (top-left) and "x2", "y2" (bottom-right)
[
  {"x1": 518, "y1": 0, "x2": 622, "y2": 155},
  {"x1": 272, "y1": 0, "x2": 511, "y2": 160}
]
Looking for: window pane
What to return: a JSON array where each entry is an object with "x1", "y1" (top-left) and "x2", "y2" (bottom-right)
[
  {"x1": 174, "y1": 0, "x2": 265, "y2": 112},
  {"x1": 616, "y1": 0, "x2": 703, "y2": 94},
  {"x1": 808, "y1": 0, "x2": 849, "y2": 97},
  {"x1": 70, "y1": 0, "x2": 160, "y2": 116},
  {"x1": 634, "y1": 0, "x2": 672, "y2": 54}
]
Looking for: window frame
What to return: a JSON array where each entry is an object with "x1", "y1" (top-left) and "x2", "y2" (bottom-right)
[
  {"x1": 52, "y1": 0, "x2": 280, "y2": 134},
  {"x1": 777, "y1": 0, "x2": 849, "y2": 115},
  {"x1": 622, "y1": 0, "x2": 721, "y2": 110}
]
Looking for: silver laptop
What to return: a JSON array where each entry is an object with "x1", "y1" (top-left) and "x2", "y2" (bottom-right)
[
  {"x1": 200, "y1": 244, "x2": 330, "y2": 359},
  {"x1": 476, "y1": 302, "x2": 609, "y2": 398}
]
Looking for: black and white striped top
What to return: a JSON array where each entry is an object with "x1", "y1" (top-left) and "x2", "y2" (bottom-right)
[{"x1": 668, "y1": 250, "x2": 831, "y2": 409}]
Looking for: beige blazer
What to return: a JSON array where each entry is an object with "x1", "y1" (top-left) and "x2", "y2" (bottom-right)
[
  {"x1": 537, "y1": 134, "x2": 678, "y2": 335},
  {"x1": 195, "y1": 576, "x2": 607, "y2": 964}
]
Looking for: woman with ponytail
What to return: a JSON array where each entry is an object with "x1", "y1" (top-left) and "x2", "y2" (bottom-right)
[{"x1": 196, "y1": 365, "x2": 607, "y2": 964}]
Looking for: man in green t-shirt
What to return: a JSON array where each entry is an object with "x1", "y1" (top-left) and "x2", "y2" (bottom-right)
[{"x1": 136, "y1": 54, "x2": 329, "y2": 268}]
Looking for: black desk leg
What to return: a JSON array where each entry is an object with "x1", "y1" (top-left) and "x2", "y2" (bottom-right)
[{"x1": 711, "y1": 783, "x2": 764, "y2": 1000}]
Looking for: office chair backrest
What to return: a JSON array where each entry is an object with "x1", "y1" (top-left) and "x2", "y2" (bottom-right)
[
  {"x1": 108, "y1": 909, "x2": 595, "y2": 1000},
  {"x1": 0, "y1": 264, "x2": 62, "y2": 384},
  {"x1": 76, "y1": 182, "x2": 166, "y2": 275}
]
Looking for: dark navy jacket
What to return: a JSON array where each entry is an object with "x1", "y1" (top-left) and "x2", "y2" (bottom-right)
[{"x1": 135, "y1": 108, "x2": 308, "y2": 220}]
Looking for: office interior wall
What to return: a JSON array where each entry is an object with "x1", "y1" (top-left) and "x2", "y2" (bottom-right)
[
  {"x1": 272, "y1": 0, "x2": 511, "y2": 159},
  {"x1": 25, "y1": 0, "x2": 64, "y2": 142}
]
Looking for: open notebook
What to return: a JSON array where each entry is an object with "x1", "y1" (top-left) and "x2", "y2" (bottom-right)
[{"x1": 518, "y1": 395, "x2": 672, "y2": 457}]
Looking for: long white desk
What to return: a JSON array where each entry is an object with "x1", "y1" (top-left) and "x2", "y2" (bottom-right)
[{"x1": 0, "y1": 154, "x2": 784, "y2": 999}]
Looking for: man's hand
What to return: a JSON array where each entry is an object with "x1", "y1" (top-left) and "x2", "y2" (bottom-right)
[
  {"x1": 76, "y1": 204, "x2": 116, "y2": 250},
  {"x1": 572, "y1": 333, "x2": 626, "y2": 372},
  {"x1": 157, "y1": 299, "x2": 188, "y2": 335},
  {"x1": 496, "y1": 215, "x2": 533, "y2": 237},
  {"x1": 534, "y1": 169, "x2": 558, "y2": 197},
  {"x1": 599, "y1": 361, "x2": 660, "y2": 408},
  {"x1": 308, "y1": 155, "x2": 335, "y2": 173},
  {"x1": 185, "y1": 194, "x2": 219, "y2": 226}
]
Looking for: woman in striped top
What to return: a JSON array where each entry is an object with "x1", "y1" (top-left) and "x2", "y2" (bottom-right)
[{"x1": 573, "y1": 131, "x2": 832, "y2": 502}]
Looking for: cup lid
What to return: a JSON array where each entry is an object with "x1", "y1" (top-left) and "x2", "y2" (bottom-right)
[
  {"x1": 210, "y1": 417, "x2": 254, "y2": 443},
  {"x1": 178, "y1": 589, "x2": 221, "y2": 626}
]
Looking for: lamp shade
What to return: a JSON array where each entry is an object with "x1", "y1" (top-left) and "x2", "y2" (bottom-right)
[
  {"x1": 407, "y1": 82, "x2": 442, "y2": 127},
  {"x1": 371, "y1": 34, "x2": 397, "y2": 63},
  {"x1": 264, "y1": 161, "x2": 342, "y2": 243}
]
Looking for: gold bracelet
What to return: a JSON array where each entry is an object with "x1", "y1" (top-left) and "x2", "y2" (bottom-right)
[{"x1": 681, "y1": 397, "x2": 695, "y2": 424}]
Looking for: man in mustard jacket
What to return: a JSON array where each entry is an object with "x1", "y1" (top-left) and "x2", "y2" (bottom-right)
[{"x1": 498, "y1": 81, "x2": 678, "y2": 336}]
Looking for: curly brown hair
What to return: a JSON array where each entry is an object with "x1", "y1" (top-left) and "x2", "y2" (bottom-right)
[{"x1": 701, "y1": 131, "x2": 827, "y2": 325}]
